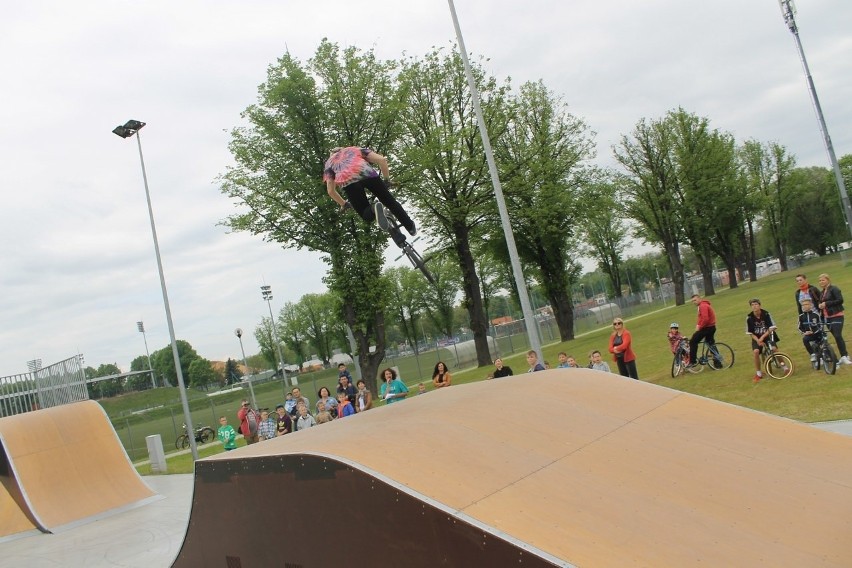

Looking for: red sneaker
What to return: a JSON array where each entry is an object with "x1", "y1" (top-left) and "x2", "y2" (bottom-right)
[{"x1": 753, "y1": 374, "x2": 761, "y2": 383}]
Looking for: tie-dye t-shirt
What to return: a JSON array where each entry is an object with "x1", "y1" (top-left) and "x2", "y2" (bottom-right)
[{"x1": 323, "y1": 147, "x2": 379, "y2": 187}]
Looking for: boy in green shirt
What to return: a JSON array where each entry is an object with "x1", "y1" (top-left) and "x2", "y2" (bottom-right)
[{"x1": 217, "y1": 416, "x2": 237, "y2": 451}]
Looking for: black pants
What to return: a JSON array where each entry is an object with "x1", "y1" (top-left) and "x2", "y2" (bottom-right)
[
  {"x1": 689, "y1": 326, "x2": 716, "y2": 364},
  {"x1": 826, "y1": 316, "x2": 847, "y2": 357},
  {"x1": 343, "y1": 177, "x2": 414, "y2": 230},
  {"x1": 616, "y1": 358, "x2": 639, "y2": 380}
]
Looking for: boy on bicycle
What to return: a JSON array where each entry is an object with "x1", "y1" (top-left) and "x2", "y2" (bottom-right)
[
  {"x1": 667, "y1": 323, "x2": 689, "y2": 365},
  {"x1": 798, "y1": 297, "x2": 824, "y2": 363},
  {"x1": 746, "y1": 298, "x2": 780, "y2": 383},
  {"x1": 323, "y1": 146, "x2": 417, "y2": 237}
]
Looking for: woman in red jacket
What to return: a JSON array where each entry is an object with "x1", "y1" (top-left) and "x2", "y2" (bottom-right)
[{"x1": 608, "y1": 318, "x2": 639, "y2": 380}]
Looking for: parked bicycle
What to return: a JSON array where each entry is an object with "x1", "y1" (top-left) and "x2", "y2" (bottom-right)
[
  {"x1": 686, "y1": 338, "x2": 735, "y2": 373},
  {"x1": 803, "y1": 320, "x2": 838, "y2": 376},
  {"x1": 670, "y1": 338, "x2": 691, "y2": 377},
  {"x1": 175, "y1": 423, "x2": 216, "y2": 450},
  {"x1": 757, "y1": 328, "x2": 793, "y2": 379}
]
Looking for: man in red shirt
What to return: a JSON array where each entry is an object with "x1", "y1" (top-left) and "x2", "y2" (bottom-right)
[{"x1": 688, "y1": 294, "x2": 717, "y2": 368}]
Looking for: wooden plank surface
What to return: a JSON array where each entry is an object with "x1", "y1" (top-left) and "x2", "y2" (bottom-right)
[
  {"x1": 199, "y1": 369, "x2": 852, "y2": 567},
  {"x1": 0, "y1": 400, "x2": 158, "y2": 533}
]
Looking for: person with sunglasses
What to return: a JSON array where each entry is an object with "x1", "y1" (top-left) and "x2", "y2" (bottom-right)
[{"x1": 608, "y1": 319, "x2": 639, "y2": 380}]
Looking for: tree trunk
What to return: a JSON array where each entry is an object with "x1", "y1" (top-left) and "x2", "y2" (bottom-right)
[
  {"x1": 698, "y1": 250, "x2": 716, "y2": 296},
  {"x1": 343, "y1": 302, "x2": 385, "y2": 397},
  {"x1": 453, "y1": 224, "x2": 493, "y2": 367},
  {"x1": 666, "y1": 243, "x2": 686, "y2": 305}
]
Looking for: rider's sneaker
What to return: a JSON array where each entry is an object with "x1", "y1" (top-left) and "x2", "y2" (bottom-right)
[
  {"x1": 810, "y1": 353, "x2": 817, "y2": 363},
  {"x1": 753, "y1": 373, "x2": 761, "y2": 383},
  {"x1": 404, "y1": 221, "x2": 417, "y2": 237},
  {"x1": 839, "y1": 355, "x2": 852, "y2": 365},
  {"x1": 374, "y1": 202, "x2": 389, "y2": 231}
]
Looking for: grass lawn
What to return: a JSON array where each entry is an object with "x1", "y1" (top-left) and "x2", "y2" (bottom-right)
[
  {"x1": 125, "y1": 254, "x2": 850, "y2": 474},
  {"x1": 451, "y1": 253, "x2": 852, "y2": 423}
]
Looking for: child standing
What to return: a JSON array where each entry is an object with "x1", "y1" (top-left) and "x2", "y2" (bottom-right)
[
  {"x1": 526, "y1": 350, "x2": 545, "y2": 372},
  {"x1": 336, "y1": 392, "x2": 355, "y2": 418},
  {"x1": 217, "y1": 416, "x2": 237, "y2": 451},
  {"x1": 294, "y1": 403, "x2": 317, "y2": 431},
  {"x1": 667, "y1": 323, "x2": 688, "y2": 365}
]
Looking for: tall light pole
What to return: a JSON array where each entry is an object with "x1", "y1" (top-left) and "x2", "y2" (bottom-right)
[
  {"x1": 260, "y1": 285, "x2": 289, "y2": 388},
  {"x1": 446, "y1": 0, "x2": 543, "y2": 361},
  {"x1": 112, "y1": 119, "x2": 198, "y2": 461},
  {"x1": 779, "y1": 0, "x2": 852, "y2": 238},
  {"x1": 234, "y1": 328, "x2": 257, "y2": 408},
  {"x1": 137, "y1": 321, "x2": 156, "y2": 389}
]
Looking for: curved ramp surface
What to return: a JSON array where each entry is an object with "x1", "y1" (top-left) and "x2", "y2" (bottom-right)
[
  {"x1": 0, "y1": 400, "x2": 159, "y2": 536},
  {"x1": 174, "y1": 370, "x2": 852, "y2": 567}
]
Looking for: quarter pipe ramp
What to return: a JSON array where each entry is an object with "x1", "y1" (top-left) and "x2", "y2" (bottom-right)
[
  {"x1": 0, "y1": 400, "x2": 160, "y2": 540},
  {"x1": 174, "y1": 370, "x2": 852, "y2": 567}
]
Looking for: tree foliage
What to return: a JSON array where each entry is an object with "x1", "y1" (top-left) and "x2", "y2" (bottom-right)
[
  {"x1": 495, "y1": 80, "x2": 594, "y2": 340},
  {"x1": 395, "y1": 47, "x2": 507, "y2": 366},
  {"x1": 220, "y1": 41, "x2": 407, "y2": 394}
]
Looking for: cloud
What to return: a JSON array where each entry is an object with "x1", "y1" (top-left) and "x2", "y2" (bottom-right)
[{"x1": 1, "y1": 0, "x2": 849, "y2": 375}]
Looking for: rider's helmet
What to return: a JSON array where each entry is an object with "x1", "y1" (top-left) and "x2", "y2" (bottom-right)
[{"x1": 669, "y1": 322, "x2": 679, "y2": 329}]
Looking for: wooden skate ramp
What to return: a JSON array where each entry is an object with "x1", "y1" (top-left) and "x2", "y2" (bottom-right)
[
  {"x1": 174, "y1": 370, "x2": 852, "y2": 567},
  {"x1": 0, "y1": 400, "x2": 159, "y2": 536}
]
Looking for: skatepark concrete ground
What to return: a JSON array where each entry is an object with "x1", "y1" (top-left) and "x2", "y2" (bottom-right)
[
  {"x1": 0, "y1": 474, "x2": 192, "y2": 568},
  {"x1": 1, "y1": 420, "x2": 850, "y2": 568}
]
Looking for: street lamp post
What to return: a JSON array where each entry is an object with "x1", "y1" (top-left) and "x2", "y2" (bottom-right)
[
  {"x1": 779, "y1": 0, "x2": 852, "y2": 238},
  {"x1": 234, "y1": 328, "x2": 257, "y2": 409},
  {"x1": 137, "y1": 321, "x2": 156, "y2": 389},
  {"x1": 260, "y1": 285, "x2": 289, "y2": 388},
  {"x1": 112, "y1": 119, "x2": 198, "y2": 461}
]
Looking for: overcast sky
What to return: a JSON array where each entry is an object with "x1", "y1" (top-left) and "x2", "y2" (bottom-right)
[{"x1": 1, "y1": 0, "x2": 849, "y2": 376}]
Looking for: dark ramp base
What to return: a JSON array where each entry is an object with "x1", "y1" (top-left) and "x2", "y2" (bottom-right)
[{"x1": 173, "y1": 453, "x2": 562, "y2": 568}]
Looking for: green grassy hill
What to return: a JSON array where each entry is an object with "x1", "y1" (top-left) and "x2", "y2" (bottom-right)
[{"x1": 454, "y1": 254, "x2": 852, "y2": 423}]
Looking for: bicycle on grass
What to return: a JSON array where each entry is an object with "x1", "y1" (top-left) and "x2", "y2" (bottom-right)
[
  {"x1": 175, "y1": 423, "x2": 216, "y2": 450},
  {"x1": 670, "y1": 339, "x2": 691, "y2": 377},
  {"x1": 756, "y1": 327, "x2": 794, "y2": 380},
  {"x1": 802, "y1": 320, "x2": 838, "y2": 376},
  {"x1": 686, "y1": 338, "x2": 735, "y2": 373}
]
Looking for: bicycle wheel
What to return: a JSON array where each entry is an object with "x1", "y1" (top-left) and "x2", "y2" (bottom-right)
[
  {"x1": 200, "y1": 428, "x2": 215, "y2": 443},
  {"x1": 707, "y1": 342, "x2": 734, "y2": 370},
  {"x1": 764, "y1": 352, "x2": 793, "y2": 379},
  {"x1": 671, "y1": 354, "x2": 683, "y2": 377},
  {"x1": 821, "y1": 344, "x2": 837, "y2": 375},
  {"x1": 176, "y1": 434, "x2": 189, "y2": 450},
  {"x1": 403, "y1": 243, "x2": 435, "y2": 285}
]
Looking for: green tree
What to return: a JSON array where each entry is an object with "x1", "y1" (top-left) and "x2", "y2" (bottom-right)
[
  {"x1": 614, "y1": 116, "x2": 687, "y2": 305},
  {"x1": 94, "y1": 363, "x2": 123, "y2": 398},
  {"x1": 385, "y1": 266, "x2": 429, "y2": 354},
  {"x1": 739, "y1": 140, "x2": 796, "y2": 271},
  {"x1": 188, "y1": 358, "x2": 216, "y2": 389},
  {"x1": 150, "y1": 340, "x2": 200, "y2": 388},
  {"x1": 221, "y1": 41, "x2": 406, "y2": 395},
  {"x1": 495, "y1": 80, "x2": 593, "y2": 340},
  {"x1": 786, "y1": 166, "x2": 847, "y2": 255},
  {"x1": 396, "y1": 47, "x2": 507, "y2": 366},
  {"x1": 580, "y1": 171, "x2": 628, "y2": 298},
  {"x1": 421, "y1": 252, "x2": 462, "y2": 338},
  {"x1": 224, "y1": 358, "x2": 242, "y2": 385},
  {"x1": 298, "y1": 293, "x2": 340, "y2": 363},
  {"x1": 127, "y1": 355, "x2": 154, "y2": 391},
  {"x1": 278, "y1": 301, "x2": 309, "y2": 365}
]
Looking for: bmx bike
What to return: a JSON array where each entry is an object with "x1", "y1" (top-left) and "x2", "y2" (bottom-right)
[
  {"x1": 670, "y1": 339, "x2": 690, "y2": 377},
  {"x1": 756, "y1": 330, "x2": 793, "y2": 380},
  {"x1": 803, "y1": 320, "x2": 838, "y2": 375},
  {"x1": 686, "y1": 338, "x2": 735, "y2": 373},
  {"x1": 366, "y1": 198, "x2": 435, "y2": 285},
  {"x1": 175, "y1": 423, "x2": 215, "y2": 450}
]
